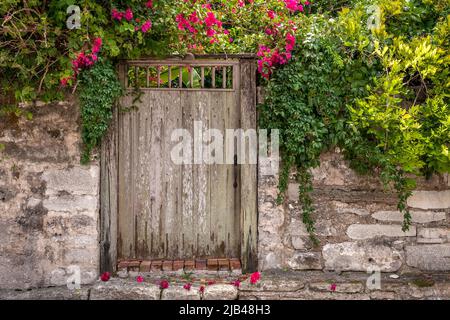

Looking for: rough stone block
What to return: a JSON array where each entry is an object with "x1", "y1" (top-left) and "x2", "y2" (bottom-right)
[
  {"x1": 417, "y1": 228, "x2": 450, "y2": 244},
  {"x1": 347, "y1": 224, "x2": 416, "y2": 240},
  {"x1": 90, "y1": 279, "x2": 161, "y2": 300},
  {"x1": 43, "y1": 166, "x2": 99, "y2": 196},
  {"x1": 331, "y1": 201, "x2": 370, "y2": 216},
  {"x1": 286, "y1": 252, "x2": 323, "y2": 270},
  {"x1": 202, "y1": 284, "x2": 238, "y2": 300},
  {"x1": 161, "y1": 286, "x2": 201, "y2": 300},
  {"x1": 322, "y1": 241, "x2": 403, "y2": 272},
  {"x1": 309, "y1": 282, "x2": 364, "y2": 293},
  {"x1": 43, "y1": 195, "x2": 98, "y2": 213},
  {"x1": 407, "y1": 190, "x2": 450, "y2": 209},
  {"x1": 406, "y1": 244, "x2": 450, "y2": 271},
  {"x1": 372, "y1": 210, "x2": 446, "y2": 223},
  {"x1": 239, "y1": 278, "x2": 306, "y2": 292}
]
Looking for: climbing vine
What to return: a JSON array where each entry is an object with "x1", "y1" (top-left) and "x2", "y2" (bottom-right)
[{"x1": 78, "y1": 59, "x2": 122, "y2": 164}]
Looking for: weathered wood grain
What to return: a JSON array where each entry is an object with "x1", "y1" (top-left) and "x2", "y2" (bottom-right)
[
  {"x1": 239, "y1": 60, "x2": 258, "y2": 273},
  {"x1": 107, "y1": 59, "x2": 257, "y2": 264}
]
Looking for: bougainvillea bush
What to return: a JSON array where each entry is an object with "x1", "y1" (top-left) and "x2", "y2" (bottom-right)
[
  {"x1": 1, "y1": 0, "x2": 449, "y2": 238},
  {"x1": 0, "y1": 0, "x2": 310, "y2": 98}
]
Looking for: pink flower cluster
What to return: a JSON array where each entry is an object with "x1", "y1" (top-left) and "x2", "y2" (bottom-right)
[
  {"x1": 112, "y1": 7, "x2": 152, "y2": 33},
  {"x1": 176, "y1": 10, "x2": 229, "y2": 44},
  {"x1": 112, "y1": 8, "x2": 134, "y2": 21},
  {"x1": 141, "y1": 20, "x2": 152, "y2": 33},
  {"x1": 61, "y1": 37, "x2": 102, "y2": 86},
  {"x1": 257, "y1": 32, "x2": 295, "y2": 79},
  {"x1": 176, "y1": 12, "x2": 200, "y2": 33},
  {"x1": 250, "y1": 271, "x2": 261, "y2": 284},
  {"x1": 72, "y1": 37, "x2": 102, "y2": 73},
  {"x1": 283, "y1": 0, "x2": 304, "y2": 12},
  {"x1": 183, "y1": 283, "x2": 192, "y2": 290}
]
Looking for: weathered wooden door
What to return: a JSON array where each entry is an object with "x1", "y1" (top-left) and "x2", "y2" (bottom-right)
[{"x1": 100, "y1": 57, "x2": 257, "y2": 270}]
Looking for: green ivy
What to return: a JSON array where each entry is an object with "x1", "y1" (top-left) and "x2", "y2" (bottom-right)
[{"x1": 78, "y1": 59, "x2": 123, "y2": 164}]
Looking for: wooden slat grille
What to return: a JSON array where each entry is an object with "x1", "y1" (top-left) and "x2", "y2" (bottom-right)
[{"x1": 125, "y1": 60, "x2": 236, "y2": 90}]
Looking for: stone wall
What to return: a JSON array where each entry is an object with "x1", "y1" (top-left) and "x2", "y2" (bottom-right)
[
  {"x1": 1, "y1": 99, "x2": 449, "y2": 291},
  {"x1": 0, "y1": 99, "x2": 100, "y2": 289},
  {"x1": 258, "y1": 150, "x2": 450, "y2": 273}
]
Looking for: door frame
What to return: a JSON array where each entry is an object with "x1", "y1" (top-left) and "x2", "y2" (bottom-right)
[{"x1": 99, "y1": 55, "x2": 258, "y2": 273}]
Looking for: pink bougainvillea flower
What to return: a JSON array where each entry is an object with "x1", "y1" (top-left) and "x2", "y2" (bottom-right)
[
  {"x1": 183, "y1": 283, "x2": 192, "y2": 291},
  {"x1": 199, "y1": 285, "x2": 205, "y2": 293},
  {"x1": 92, "y1": 37, "x2": 102, "y2": 54},
  {"x1": 111, "y1": 8, "x2": 123, "y2": 21},
  {"x1": 250, "y1": 271, "x2": 261, "y2": 284},
  {"x1": 204, "y1": 11, "x2": 217, "y2": 27},
  {"x1": 232, "y1": 280, "x2": 241, "y2": 288},
  {"x1": 160, "y1": 279, "x2": 169, "y2": 289},
  {"x1": 188, "y1": 11, "x2": 200, "y2": 24},
  {"x1": 60, "y1": 77, "x2": 69, "y2": 87},
  {"x1": 145, "y1": 0, "x2": 153, "y2": 8},
  {"x1": 207, "y1": 280, "x2": 216, "y2": 286},
  {"x1": 330, "y1": 283, "x2": 337, "y2": 292},
  {"x1": 100, "y1": 272, "x2": 110, "y2": 282},
  {"x1": 267, "y1": 10, "x2": 275, "y2": 19},
  {"x1": 284, "y1": 0, "x2": 303, "y2": 12},
  {"x1": 136, "y1": 275, "x2": 144, "y2": 283},
  {"x1": 141, "y1": 20, "x2": 152, "y2": 33},
  {"x1": 124, "y1": 8, "x2": 133, "y2": 21},
  {"x1": 206, "y1": 28, "x2": 216, "y2": 37}
]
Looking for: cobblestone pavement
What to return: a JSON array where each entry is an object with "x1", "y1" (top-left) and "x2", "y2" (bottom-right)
[{"x1": 1, "y1": 271, "x2": 449, "y2": 300}]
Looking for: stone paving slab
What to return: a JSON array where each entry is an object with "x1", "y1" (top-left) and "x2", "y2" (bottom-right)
[{"x1": 1, "y1": 271, "x2": 449, "y2": 300}]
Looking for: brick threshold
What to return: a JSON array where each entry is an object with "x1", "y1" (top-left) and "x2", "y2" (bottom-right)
[{"x1": 117, "y1": 258, "x2": 242, "y2": 273}]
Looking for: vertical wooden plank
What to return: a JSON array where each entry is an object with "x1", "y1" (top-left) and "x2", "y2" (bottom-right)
[
  {"x1": 239, "y1": 59, "x2": 258, "y2": 272},
  {"x1": 193, "y1": 91, "x2": 211, "y2": 257},
  {"x1": 149, "y1": 92, "x2": 164, "y2": 258},
  {"x1": 117, "y1": 95, "x2": 134, "y2": 259},
  {"x1": 135, "y1": 95, "x2": 149, "y2": 258},
  {"x1": 162, "y1": 91, "x2": 182, "y2": 258},
  {"x1": 224, "y1": 88, "x2": 240, "y2": 258},
  {"x1": 209, "y1": 91, "x2": 229, "y2": 257},
  {"x1": 100, "y1": 103, "x2": 118, "y2": 272},
  {"x1": 181, "y1": 91, "x2": 195, "y2": 258},
  {"x1": 212, "y1": 67, "x2": 216, "y2": 88}
]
